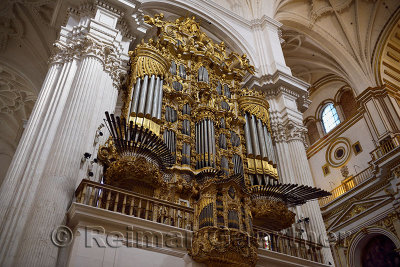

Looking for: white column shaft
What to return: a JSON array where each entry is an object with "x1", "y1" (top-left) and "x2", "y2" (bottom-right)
[
  {"x1": 0, "y1": 59, "x2": 79, "y2": 265},
  {"x1": 287, "y1": 139, "x2": 334, "y2": 265}
]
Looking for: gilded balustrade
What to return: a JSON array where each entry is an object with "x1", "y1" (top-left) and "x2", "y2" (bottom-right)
[
  {"x1": 370, "y1": 133, "x2": 400, "y2": 161},
  {"x1": 74, "y1": 179, "x2": 325, "y2": 263},
  {"x1": 318, "y1": 166, "x2": 374, "y2": 207}
]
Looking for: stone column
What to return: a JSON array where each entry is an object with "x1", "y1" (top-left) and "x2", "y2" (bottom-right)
[
  {"x1": 0, "y1": 3, "x2": 139, "y2": 266},
  {"x1": 269, "y1": 89, "x2": 335, "y2": 265},
  {"x1": 245, "y1": 10, "x2": 335, "y2": 265}
]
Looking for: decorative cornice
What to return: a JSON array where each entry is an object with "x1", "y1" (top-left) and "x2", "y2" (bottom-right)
[
  {"x1": 250, "y1": 15, "x2": 282, "y2": 30},
  {"x1": 244, "y1": 70, "x2": 311, "y2": 112}
]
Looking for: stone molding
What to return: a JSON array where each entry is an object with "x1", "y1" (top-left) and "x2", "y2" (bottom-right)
[
  {"x1": 271, "y1": 120, "x2": 308, "y2": 145},
  {"x1": 50, "y1": 36, "x2": 122, "y2": 84}
]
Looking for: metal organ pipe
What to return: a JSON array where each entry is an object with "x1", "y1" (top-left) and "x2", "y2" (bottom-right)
[
  {"x1": 244, "y1": 114, "x2": 253, "y2": 155},
  {"x1": 151, "y1": 77, "x2": 161, "y2": 118},
  {"x1": 262, "y1": 125, "x2": 271, "y2": 162},
  {"x1": 195, "y1": 119, "x2": 216, "y2": 168},
  {"x1": 130, "y1": 78, "x2": 142, "y2": 114},
  {"x1": 203, "y1": 120, "x2": 208, "y2": 166},
  {"x1": 130, "y1": 75, "x2": 164, "y2": 121},
  {"x1": 244, "y1": 112, "x2": 277, "y2": 165},
  {"x1": 265, "y1": 127, "x2": 276, "y2": 165},
  {"x1": 145, "y1": 75, "x2": 156, "y2": 116},
  {"x1": 137, "y1": 75, "x2": 149, "y2": 116},
  {"x1": 249, "y1": 115, "x2": 261, "y2": 156},
  {"x1": 195, "y1": 122, "x2": 199, "y2": 169},
  {"x1": 207, "y1": 120, "x2": 213, "y2": 166},
  {"x1": 128, "y1": 78, "x2": 138, "y2": 115},
  {"x1": 186, "y1": 143, "x2": 190, "y2": 164},
  {"x1": 256, "y1": 118, "x2": 268, "y2": 159},
  {"x1": 199, "y1": 120, "x2": 203, "y2": 167},
  {"x1": 211, "y1": 121, "x2": 216, "y2": 167},
  {"x1": 157, "y1": 80, "x2": 163, "y2": 120}
]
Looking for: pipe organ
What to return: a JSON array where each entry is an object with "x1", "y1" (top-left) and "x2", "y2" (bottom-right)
[
  {"x1": 97, "y1": 14, "x2": 330, "y2": 267},
  {"x1": 195, "y1": 119, "x2": 216, "y2": 169}
]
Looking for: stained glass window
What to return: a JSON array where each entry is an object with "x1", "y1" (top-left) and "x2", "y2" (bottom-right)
[{"x1": 321, "y1": 103, "x2": 340, "y2": 133}]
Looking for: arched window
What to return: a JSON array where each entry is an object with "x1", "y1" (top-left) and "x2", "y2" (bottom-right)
[{"x1": 321, "y1": 103, "x2": 340, "y2": 133}]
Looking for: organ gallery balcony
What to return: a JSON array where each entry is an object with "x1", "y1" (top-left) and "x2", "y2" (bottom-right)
[
  {"x1": 319, "y1": 133, "x2": 400, "y2": 208},
  {"x1": 70, "y1": 179, "x2": 328, "y2": 266},
  {"x1": 318, "y1": 166, "x2": 374, "y2": 207},
  {"x1": 370, "y1": 133, "x2": 400, "y2": 166}
]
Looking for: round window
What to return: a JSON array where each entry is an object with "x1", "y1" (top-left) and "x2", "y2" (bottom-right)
[{"x1": 335, "y1": 147, "x2": 345, "y2": 159}]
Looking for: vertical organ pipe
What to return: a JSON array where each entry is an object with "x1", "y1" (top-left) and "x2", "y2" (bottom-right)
[
  {"x1": 249, "y1": 115, "x2": 261, "y2": 156},
  {"x1": 200, "y1": 121, "x2": 204, "y2": 168},
  {"x1": 203, "y1": 120, "x2": 208, "y2": 166},
  {"x1": 256, "y1": 118, "x2": 268, "y2": 159},
  {"x1": 244, "y1": 114, "x2": 253, "y2": 155},
  {"x1": 195, "y1": 123, "x2": 199, "y2": 168},
  {"x1": 157, "y1": 80, "x2": 163, "y2": 120},
  {"x1": 145, "y1": 75, "x2": 156, "y2": 116},
  {"x1": 187, "y1": 144, "x2": 190, "y2": 164},
  {"x1": 188, "y1": 144, "x2": 191, "y2": 164},
  {"x1": 263, "y1": 125, "x2": 272, "y2": 162},
  {"x1": 128, "y1": 78, "x2": 138, "y2": 116},
  {"x1": 265, "y1": 127, "x2": 276, "y2": 164},
  {"x1": 151, "y1": 77, "x2": 160, "y2": 118},
  {"x1": 137, "y1": 75, "x2": 149, "y2": 115},
  {"x1": 211, "y1": 120, "x2": 216, "y2": 166},
  {"x1": 130, "y1": 78, "x2": 141, "y2": 114},
  {"x1": 270, "y1": 135, "x2": 277, "y2": 165},
  {"x1": 207, "y1": 120, "x2": 213, "y2": 166}
]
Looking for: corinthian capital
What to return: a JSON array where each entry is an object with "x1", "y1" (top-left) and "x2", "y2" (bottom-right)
[
  {"x1": 49, "y1": 37, "x2": 124, "y2": 84},
  {"x1": 271, "y1": 120, "x2": 308, "y2": 145}
]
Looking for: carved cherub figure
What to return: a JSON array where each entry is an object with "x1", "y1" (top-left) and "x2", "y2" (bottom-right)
[{"x1": 144, "y1": 13, "x2": 165, "y2": 27}]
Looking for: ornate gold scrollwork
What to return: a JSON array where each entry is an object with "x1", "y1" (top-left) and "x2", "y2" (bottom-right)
[
  {"x1": 129, "y1": 40, "x2": 170, "y2": 82},
  {"x1": 247, "y1": 158, "x2": 278, "y2": 179},
  {"x1": 251, "y1": 199, "x2": 295, "y2": 231},
  {"x1": 143, "y1": 14, "x2": 255, "y2": 80},
  {"x1": 190, "y1": 227, "x2": 258, "y2": 267},
  {"x1": 238, "y1": 88, "x2": 271, "y2": 131},
  {"x1": 104, "y1": 156, "x2": 165, "y2": 192}
]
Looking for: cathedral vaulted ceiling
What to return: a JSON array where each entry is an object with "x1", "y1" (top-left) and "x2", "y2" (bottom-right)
[
  {"x1": 212, "y1": 0, "x2": 400, "y2": 94},
  {"x1": 276, "y1": 0, "x2": 400, "y2": 93}
]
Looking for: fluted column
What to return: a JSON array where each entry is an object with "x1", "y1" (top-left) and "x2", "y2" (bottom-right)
[
  {"x1": 272, "y1": 120, "x2": 335, "y2": 265},
  {"x1": 0, "y1": 4, "x2": 136, "y2": 266}
]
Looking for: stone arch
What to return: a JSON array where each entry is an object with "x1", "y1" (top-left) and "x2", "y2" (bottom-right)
[
  {"x1": 347, "y1": 226, "x2": 400, "y2": 267},
  {"x1": 373, "y1": 9, "x2": 400, "y2": 88},
  {"x1": 0, "y1": 64, "x2": 37, "y2": 185},
  {"x1": 336, "y1": 87, "x2": 358, "y2": 120},
  {"x1": 304, "y1": 116, "x2": 320, "y2": 145}
]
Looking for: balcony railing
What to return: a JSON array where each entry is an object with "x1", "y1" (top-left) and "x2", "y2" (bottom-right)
[
  {"x1": 318, "y1": 166, "x2": 373, "y2": 207},
  {"x1": 74, "y1": 180, "x2": 325, "y2": 264},
  {"x1": 75, "y1": 179, "x2": 194, "y2": 230},
  {"x1": 253, "y1": 226, "x2": 324, "y2": 263},
  {"x1": 370, "y1": 134, "x2": 400, "y2": 161}
]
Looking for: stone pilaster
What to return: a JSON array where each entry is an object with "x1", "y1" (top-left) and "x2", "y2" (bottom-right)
[
  {"x1": 357, "y1": 85, "x2": 400, "y2": 143},
  {"x1": 0, "y1": 2, "x2": 145, "y2": 266}
]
